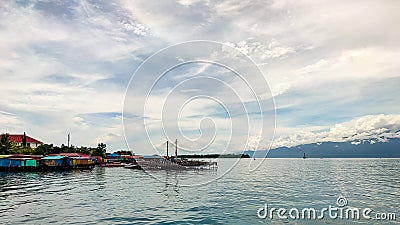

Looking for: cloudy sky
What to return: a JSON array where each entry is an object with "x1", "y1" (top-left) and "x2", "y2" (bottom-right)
[{"x1": 1, "y1": 0, "x2": 399, "y2": 154}]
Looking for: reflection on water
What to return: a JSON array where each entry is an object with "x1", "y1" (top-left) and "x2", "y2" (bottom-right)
[
  {"x1": 145, "y1": 166, "x2": 219, "y2": 187},
  {"x1": 0, "y1": 159, "x2": 399, "y2": 224}
]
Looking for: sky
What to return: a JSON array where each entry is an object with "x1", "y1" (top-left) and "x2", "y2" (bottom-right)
[{"x1": 0, "y1": 0, "x2": 399, "y2": 154}]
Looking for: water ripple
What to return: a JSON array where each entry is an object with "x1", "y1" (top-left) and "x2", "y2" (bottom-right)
[{"x1": 0, "y1": 159, "x2": 399, "y2": 224}]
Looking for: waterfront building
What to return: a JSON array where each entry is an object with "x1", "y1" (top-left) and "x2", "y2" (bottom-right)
[{"x1": 9, "y1": 134, "x2": 43, "y2": 148}]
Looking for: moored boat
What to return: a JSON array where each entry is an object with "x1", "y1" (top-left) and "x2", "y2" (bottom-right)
[{"x1": 124, "y1": 164, "x2": 142, "y2": 169}]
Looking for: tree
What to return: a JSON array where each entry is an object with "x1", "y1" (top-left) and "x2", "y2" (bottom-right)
[
  {"x1": 76, "y1": 146, "x2": 91, "y2": 155},
  {"x1": 0, "y1": 133, "x2": 12, "y2": 154},
  {"x1": 91, "y1": 143, "x2": 106, "y2": 158},
  {"x1": 34, "y1": 144, "x2": 53, "y2": 155}
]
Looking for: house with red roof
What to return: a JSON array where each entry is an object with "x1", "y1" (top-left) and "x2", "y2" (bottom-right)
[{"x1": 9, "y1": 134, "x2": 43, "y2": 149}]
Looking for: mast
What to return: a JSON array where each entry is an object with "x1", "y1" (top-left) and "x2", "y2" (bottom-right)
[
  {"x1": 175, "y1": 139, "x2": 178, "y2": 158},
  {"x1": 166, "y1": 140, "x2": 169, "y2": 157}
]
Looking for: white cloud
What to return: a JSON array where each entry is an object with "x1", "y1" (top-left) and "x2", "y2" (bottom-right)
[
  {"x1": 271, "y1": 114, "x2": 400, "y2": 148},
  {"x1": 0, "y1": 111, "x2": 24, "y2": 131},
  {"x1": 224, "y1": 39, "x2": 295, "y2": 59},
  {"x1": 1, "y1": 0, "x2": 399, "y2": 152}
]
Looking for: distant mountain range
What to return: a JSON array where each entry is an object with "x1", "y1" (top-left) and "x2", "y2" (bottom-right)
[{"x1": 244, "y1": 138, "x2": 400, "y2": 158}]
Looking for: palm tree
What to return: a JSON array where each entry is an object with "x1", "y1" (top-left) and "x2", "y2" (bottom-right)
[{"x1": 0, "y1": 133, "x2": 12, "y2": 154}]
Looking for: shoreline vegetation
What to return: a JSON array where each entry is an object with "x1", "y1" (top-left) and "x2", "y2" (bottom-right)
[
  {"x1": 0, "y1": 133, "x2": 108, "y2": 157},
  {"x1": 0, "y1": 133, "x2": 249, "y2": 158},
  {"x1": 0, "y1": 133, "x2": 245, "y2": 172}
]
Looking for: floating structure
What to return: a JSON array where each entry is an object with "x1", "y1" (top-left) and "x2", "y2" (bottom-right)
[
  {"x1": 136, "y1": 155, "x2": 187, "y2": 170},
  {"x1": 101, "y1": 153, "x2": 142, "y2": 168},
  {"x1": 101, "y1": 153, "x2": 125, "y2": 167},
  {"x1": 0, "y1": 155, "x2": 41, "y2": 172},
  {"x1": 136, "y1": 140, "x2": 217, "y2": 170},
  {"x1": 0, "y1": 154, "x2": 96, "y2": 171},
  {"x1": 49, "y1": 153, "x2": 95, "y2": 169},
  {"x1": 71, "y1": 157, "x2": 95, "y2": 170},
  {"x1": 40, "y1": 156, "x2": 72, "y2": 171}
]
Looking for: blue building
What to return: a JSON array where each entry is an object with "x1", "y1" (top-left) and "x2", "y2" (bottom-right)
[{"x1": 40, "y1": 156, "x2": 72, "y2": 169}]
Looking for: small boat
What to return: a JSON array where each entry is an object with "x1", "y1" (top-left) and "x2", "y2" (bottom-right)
[{"x1": 124, "y1": 164, "x2": 142, "y2": 170}]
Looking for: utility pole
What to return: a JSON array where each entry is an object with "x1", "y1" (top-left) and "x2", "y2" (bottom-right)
[
  {"x1": 68, "y1": 133, "x2": 70, "y2": 148},
  {"x1": 175, "y1": 139, "x2": 178, "y2": 159},
  {"x1": 22, "y1": 132, "x2": 27, "y2": 147},
  {"x1": 166, "y1": 140, "x2": 169, "y2": 157}
]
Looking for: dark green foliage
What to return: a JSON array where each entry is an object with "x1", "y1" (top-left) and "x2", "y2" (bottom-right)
[
  {"x1": 91, "y1": 143, "x2": 106, "y2": 158},
  {"x1": 34, "y1": 144, "x2": 52, "y2": 155},
  {"x1": 0, "y1": 133, "x2": 107, "y2": 156},
  {"x1": 0, "y1": 133, "x2": 12, "y2": 154}
]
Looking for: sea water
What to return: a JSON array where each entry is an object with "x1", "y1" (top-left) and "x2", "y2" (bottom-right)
[{"x1": 0, "y1": 158, "x2": 399, "y2": 224}]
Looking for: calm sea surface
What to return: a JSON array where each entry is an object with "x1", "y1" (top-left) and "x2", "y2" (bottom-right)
[{"x1": 0, "y1": 158, "x2": 399, "y2": 224}]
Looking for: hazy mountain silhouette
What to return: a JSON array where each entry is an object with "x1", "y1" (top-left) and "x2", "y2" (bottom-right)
[{"x1": 244, "y1": 138, "x2": 400, "y2": 158}]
